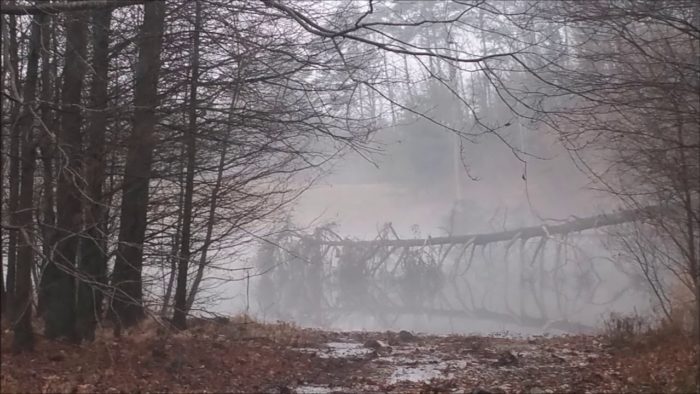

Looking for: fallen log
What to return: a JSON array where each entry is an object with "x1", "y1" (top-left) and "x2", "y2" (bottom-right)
[{"x1": 310, "y1": 205, "x2": 664, "y2": 248}]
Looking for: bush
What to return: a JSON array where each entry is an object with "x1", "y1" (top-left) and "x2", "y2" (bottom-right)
[{"x1": 602, "y1": 312, "x2": 648, "y2": 348}]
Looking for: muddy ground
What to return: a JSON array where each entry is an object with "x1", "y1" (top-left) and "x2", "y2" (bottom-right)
[{"x1": 1, "y1": 318, "x2": 697, "y2": 393}]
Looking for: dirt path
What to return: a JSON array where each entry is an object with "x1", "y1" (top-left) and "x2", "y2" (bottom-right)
[
  {"x1": 285, "y1": 331, "x2": 622, "y2": 393},
  {"x1": 1, "y1": 320, "x2": 695, "y2": 393}
]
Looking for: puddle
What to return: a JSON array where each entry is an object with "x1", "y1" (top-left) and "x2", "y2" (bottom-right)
[
  {"x1": 295, "y1": 340, "x2": 479, "y2": 386},
  {"x1": 295, "y1": 341, "x2": 373, "y2": 359},
  {"x1": 384, "y1": 356, "x2": 470, "y2": 384},
  {"x1": 295, "y1": 384, "x2": 378, "y2": 394},
  {"x1": 324, "y1": 342, "x2": 373, "y2": 358},
  {"x1": 294, "y1": 385, "x2": 335, "y2": 394},
  {"x1": 389, "y1": 364, "x2": 447, "y2": 383}
]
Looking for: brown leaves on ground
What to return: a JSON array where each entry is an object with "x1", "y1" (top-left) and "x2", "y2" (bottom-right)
[
  {"x1": 1, "y1": 317, "x2": 328, "y2": 393},
  {"x1": 1, "y1": 317, "x2": 697, "y2": 393},
  {"x1": 611, "y1": 329, "x2": 699, "y2": 393}
]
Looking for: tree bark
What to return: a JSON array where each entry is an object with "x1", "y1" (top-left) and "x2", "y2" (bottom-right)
[
  {"x1": 110, "y1": 0, "x2": 166, "y2": 329},
  {"x1": 42, "y1": 8, "x2": 88, "y2": 341},
  {"x1": 12, "y1": 13, "x2": 43, "y2": 353},
  {"x1": 36, "y1": 7, "x2": 56, "y2": 317},
  {"x1": 75, "y1": 5, "x2": 113, "y2": 342},
  {"x1": 173, "y1": 0, "x2": 202, "y2": 330},
  {"x1": 0, "y1": 6, "x2": 7, "y2": 317},
  {"x1": 162, "y1": 143, "x2": 186, "y2": 317},
  {"x1": 4, "y1": 10, "x2": 21, "y2": 322},
  {"x1": 316, "y1": 206, "x2": 667, "y2": 248}
]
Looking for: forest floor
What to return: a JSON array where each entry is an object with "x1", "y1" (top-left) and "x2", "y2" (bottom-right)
[{"x1": 1, "y1": 317, "x2": 697, "y2": 393}]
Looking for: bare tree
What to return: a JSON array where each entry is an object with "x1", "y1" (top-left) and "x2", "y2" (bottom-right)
[
  {"x1": 528, "y1": 0, "x2": 699, "y2": 335},
  {"x1": 36, "y1": 5, "x2": 57, "y2": 319},
  {"x1": 12, "y1": 12, "x2": 43, "y2": 352},
  {"x1": 76, "y1": 5, "x2": 114, "y2": 341},
  {"x1": 172, "y1": 0, "x2": 202, "y2": 330},
  {"x1": 109, "y1": 0, "x2": 167, "y2": 329},
  {"x1": 41, "y1": 7, "x2": 88, "y2": 341},
  {"x1": 3, "y1": 8, "x2": 21, "y2": 322},
  {"x1": 3, "y1": 5, "x2": 693, "y2": 374}
]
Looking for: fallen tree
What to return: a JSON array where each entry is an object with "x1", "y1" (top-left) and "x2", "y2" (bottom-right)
[{"x1": 311, "y1": 205, "x2": 666, "y2": 248}]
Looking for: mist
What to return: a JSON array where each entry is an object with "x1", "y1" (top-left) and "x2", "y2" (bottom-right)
[
  {"x1": 206, "y1": 122, "x2": 652, "y2": 336},
  {"x1": 185, "y1": 1, "x2": 689, "y2": 337},
  {"x1": 2, "y1": 1, "x2": 697, "y2": 392}
]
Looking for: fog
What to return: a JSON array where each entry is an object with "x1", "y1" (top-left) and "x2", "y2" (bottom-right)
[
  {"x1": 206, "y1": 122, "x2": 653, "y2": 336},
  {"x1": 1, "y1": 5, "x2": 695, "y2": 389},
  {"x1": 164, "y1": 0, "x2": 682, "y2": 337}
]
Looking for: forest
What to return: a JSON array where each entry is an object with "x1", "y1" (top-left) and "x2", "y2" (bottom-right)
[{"x1": 0, "y1": 0, "x2": 698, "y2": 392}]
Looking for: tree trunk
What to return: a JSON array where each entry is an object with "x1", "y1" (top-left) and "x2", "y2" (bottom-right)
[
  {"x1": 0, "y1": 6, "x2": 6, "y2": 316},
  {"x1": 42, "y1": 8, "x2": 88, "y2": 341},
  {"x1": 161, "y1": 233, "x2": 179, "y2": 317},
  {"x1": 173, "y1": 0, "x2": 202, "y2": 330},
  {"x1": 161, "y1": 144, "x2": 186, "y2": 317},
  {"x1": 110, "y1": 0, "x2": 166, "y2": 329},
  {"x1": 12, "y1": 13, "x2": 43, "y2": 353},
  {"x1": 4, "y1": 10, "x2": 21, "y2": 322},
  {"x1": 185, "y1": 67, "x2": 245, "y2": 313},
  {"x1": 318, "y1": 206, "x2": 666, "y2": 248},
  {"x1": 185, "y1": 142, "x2": 227, "y2": 314},
  {"x1": 76, "y1": 5, "x2": 113, "y2": 342},
  {"x1": 36, "y1": 8, "x2": 56, "y2": 317},
  {"x1": 382, "y1": 52, "x2": 396, "y2": 124},
  {"x1": 0, "y1": 243, "x2": 3, "y2": 316}
]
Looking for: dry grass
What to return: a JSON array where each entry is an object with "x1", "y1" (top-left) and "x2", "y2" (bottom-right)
[
  {"x1": 613, "y1": 326, "x2": 698, "y2": 393},
  {"x1": 602, "y1": 282, "x2": 699, "y2": 393},
  {"x1": 185, "y1": 314, "x2": 317, "y2": 347},
  {"x1": 667, "y1": 277, "x2": 699, "y2": 334},
  {"x1": 602, "y1": 311, "x2": 649, "y2": 348},
  {"x1": 87, "y1": 312, "x2": 315, "y2": 346},
  {"x1": 603, "y1": 273, "x2": 698, "y2": 349},
  {"x1": 0, "y1": 313, "x2": 326, "y2": 393}
]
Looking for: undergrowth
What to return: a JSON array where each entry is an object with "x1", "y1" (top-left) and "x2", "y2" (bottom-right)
[{"x1": 602, "y1": 310, "x2": 699, "y2": 393}]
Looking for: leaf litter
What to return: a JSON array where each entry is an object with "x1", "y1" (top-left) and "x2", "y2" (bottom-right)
[{"x1": 1, "y1": 318, "x2": 697, "y2": 393}]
